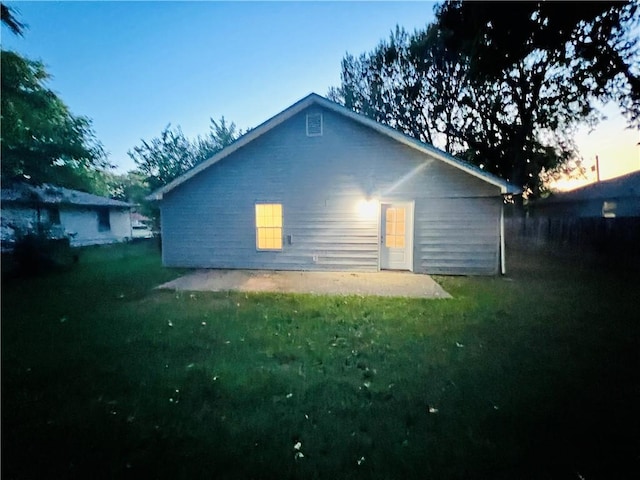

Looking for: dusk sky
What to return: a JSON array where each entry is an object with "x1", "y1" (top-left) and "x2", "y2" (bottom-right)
[{"x1": 2, "y1": 1, "x2": 638, "y2": 185}]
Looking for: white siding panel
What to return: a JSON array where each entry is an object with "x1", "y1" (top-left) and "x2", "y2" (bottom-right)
[
  {"x1": 1, "y1": 205, "x2": 132, "y2": 247},
  {"x1": 62, "y1": 207, "x2": 131, "y2": 246},
  {"x1": 110, "y1": 210, "x2": 133, "y2": 241},
  {"x1": 161, "y1": 107, "x2": 503, "y2": 275}
]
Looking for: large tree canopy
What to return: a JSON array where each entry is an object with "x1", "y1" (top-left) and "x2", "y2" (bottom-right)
[
  {"x1": 437, "y1": 0, "x2": 640, "y2": 124},
  {"x1": 329, "y1": 1, "x2": 639, "y2": 197},
  {"x1": 1, "y1": 50, "x2": 110, "y2": 191},
  {"x1": 129, "y1": 117, "x2": 240, "y2": 190}
]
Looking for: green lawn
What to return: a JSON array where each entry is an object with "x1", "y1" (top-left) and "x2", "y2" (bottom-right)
[{"x1": 2, "y1": 241, "x2": 638, "y2": 479}]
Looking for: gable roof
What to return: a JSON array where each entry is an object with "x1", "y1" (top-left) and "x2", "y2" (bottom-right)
[
  {"x1": 149, "y1": 93, "x2": 521, "y2": 200},
  {"x1": 1, "y1": 183, "x2": 134, "y2": 208},
  {"x1": 542, "y1": 170, "x2": 640, "y2": 204}
]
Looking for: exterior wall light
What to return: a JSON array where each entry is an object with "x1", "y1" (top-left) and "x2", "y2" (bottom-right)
[{"x1": 357, "y1": 198, "x2": 378, "y2": 219}]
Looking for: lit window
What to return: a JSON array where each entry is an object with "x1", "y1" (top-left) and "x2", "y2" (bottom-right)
[{"x1": 255, "y1": 203, "x2": 282, "y2": 250}]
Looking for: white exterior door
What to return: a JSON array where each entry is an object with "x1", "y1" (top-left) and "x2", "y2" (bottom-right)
[{"x1": 380, "y1": 202, "x2": 414, "y2": 271}]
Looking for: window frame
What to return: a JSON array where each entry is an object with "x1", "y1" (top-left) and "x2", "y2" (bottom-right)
[
  {"x1": 255, "y1": 203, "x2": 283, "y2": 251},
  {"x1": 97, "y1": 207, "x2": 111, "y2": 232}
]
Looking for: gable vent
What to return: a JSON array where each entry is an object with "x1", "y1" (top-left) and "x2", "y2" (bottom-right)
[{"x1": 306, "y1": 113, "x2": 323, "y2": 137}]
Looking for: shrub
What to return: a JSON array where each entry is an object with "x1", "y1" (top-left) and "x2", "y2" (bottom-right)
[{"x1": 10, "y1": 230, "x2": 74, "y2": 276}]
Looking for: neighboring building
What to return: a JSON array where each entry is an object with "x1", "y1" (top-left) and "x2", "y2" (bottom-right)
[
  {"x1": 1, "y1": 183, "x2": 134, "y2": 249},
  {"x1": 131, "y1": 212, "x2": 154, "y2": 239},
  {"x1": 531, "y1": 170, "x2": 640, "y2": 218},
  {"x1": 149, "y1": 93, "x2": 520, "y2": 275}
]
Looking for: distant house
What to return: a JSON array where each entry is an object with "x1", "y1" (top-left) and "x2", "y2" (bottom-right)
[
  {"x1": 1, "y1": 183, "x2": 134, "y2": 249},
  {"x1": 531, "y1": 170, "x2": 640, "y2": 218},
  {"x1": 149, "y1": 93, "x2": 520, "y2": 275}
]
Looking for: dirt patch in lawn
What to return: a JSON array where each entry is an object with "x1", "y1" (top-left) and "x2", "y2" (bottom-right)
[{"x1": 157, "y1": 269, "x2": 451, "y2": 299}]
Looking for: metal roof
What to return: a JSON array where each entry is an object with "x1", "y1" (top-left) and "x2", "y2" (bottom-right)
[
  {"x1": 149, "y1": 93, "x2": 521, "y2": 200},
  {"x1": 1, "y1": 183, "x2": 134, "y2": 208}
]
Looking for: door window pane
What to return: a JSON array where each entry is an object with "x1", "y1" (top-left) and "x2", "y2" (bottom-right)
[{"x1": 385, "y1": 207, "x2": 405, "y2": 249}]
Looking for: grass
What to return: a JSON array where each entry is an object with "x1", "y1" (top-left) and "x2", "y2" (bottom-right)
[{"x1": 2, "y1": 240, "x2": 638, "y2": 479}]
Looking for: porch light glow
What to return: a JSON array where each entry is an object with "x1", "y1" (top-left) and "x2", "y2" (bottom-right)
[{"x1": 357, "y1": 198, "x2": 378, "y2": 219}]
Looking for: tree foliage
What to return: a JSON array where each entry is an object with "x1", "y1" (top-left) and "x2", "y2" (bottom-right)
[
  {"x1": 105, "y1": 171, "x2": 149, "y2": 204},
  {"x1": 194, "y1": 116, "x2": 240, "y2": 161},
  {"x1": 99, "y1": 170, "x2": 158, "y2": 222},
  {"x1": 2, "y1": 3, "x2": 112, "y2": 193},
  {"x1": 329, "y1": 1, "x2": 639, "y2": 197},
  {"x1": 1, "y1": 50, "x2": 111, "y2": 191},
  {"x1": 328, "y1": 25, "x2": 472, "y2": 154},
  {"x1": 1, "y1": 2, "x2": 26, "y2": 36},
  {"x1": 437, "y1": 0, "x2": 640, "y2": 124},
  {"x1": 129, "y1": 117, "x2": 240, "y2": 190}
]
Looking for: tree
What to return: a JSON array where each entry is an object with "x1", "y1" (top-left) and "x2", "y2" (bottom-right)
[
  {"x1": 328, "y1": 25, "x2": 481, "y2": 154},
  {"x1": 434, "y1": 0, "x2": 639, "y2": 195},
  {"x1": 329, "y1": 1, "x2": 639, "y2": 197},
  {"x1": 329, "y1": 25, "x2": 564, "y2": 193},
  {"x1": 128, "y1": 124, "x2": 196, "y2": 191},
  {"x1": 2, "y1": 4, "x2": 111, "y2": 192},
  {"x1": 194, "y1": 116, "x2": 240, "y2": 160},
  {"x1": 1, "y1": 50, "x2": 111, "y2": 191},
  {"x1": 2, "y1": 4, "x2": 110, "y2": 193},
  {"x1": 328, "y1": 27, "x2": 459, "y2": 149},
  {"x1": 437, "y1": 0, "x2": 640, "y2": 124},
  {"x1": 102, "y1": 170, "x2": 158, "y2": 223},
  {"x1": 105, "y1": 171, "x2": 149, "y2": 204},
  {"x1": 1, "y1": 2, "x2": 26, "y2": 36},
  {"x1": 130, "y1": 117, "x2": 240, "y2": 190}
]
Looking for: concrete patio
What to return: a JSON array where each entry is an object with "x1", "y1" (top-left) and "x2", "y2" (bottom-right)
[{"x1": 158, "y1": 269, "x2": 451, "y2": 299}]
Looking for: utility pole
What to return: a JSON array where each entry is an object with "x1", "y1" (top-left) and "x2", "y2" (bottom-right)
[{"x1": 595, "y1": 155, "x2": 601, "y2": 182}]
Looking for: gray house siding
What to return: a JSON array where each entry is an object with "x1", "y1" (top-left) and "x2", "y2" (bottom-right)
[
  {"x1": 161, "y1": 106, "x2": 503, "y2": 275},
  {"x1": 415, "y1": 197, "x2": 501, "y2": 275}
]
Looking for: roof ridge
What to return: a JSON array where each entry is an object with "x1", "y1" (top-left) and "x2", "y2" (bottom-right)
[{"x1": 148, "y1": 93, "x2": 521, "y2": 200}]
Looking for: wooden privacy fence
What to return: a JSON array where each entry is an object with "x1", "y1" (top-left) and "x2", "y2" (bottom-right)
[{"x1": 505, "y1": 216, "x2": 640, "y2": 258}]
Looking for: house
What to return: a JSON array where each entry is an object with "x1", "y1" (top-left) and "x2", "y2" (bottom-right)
[
  {"x1": 530, "y1": 170, "x2": 640, "y2": 218},
  {"x1": 149, "y1": 93, "x2": 520, "y2": 275},
  {"x1": 1, "y1": 182, "x2": 134, "y2": 249}
]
